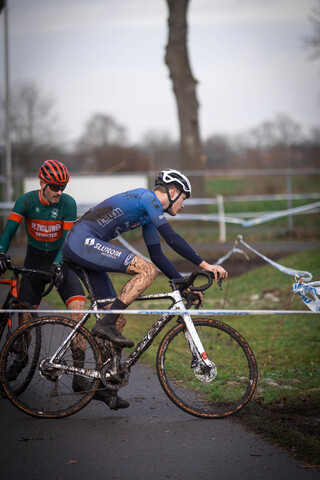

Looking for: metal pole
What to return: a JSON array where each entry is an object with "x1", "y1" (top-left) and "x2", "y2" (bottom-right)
[
  {"x1": 4, "y1": 0, "x2": 12, "y2": 202},
  {"x1": 286, "y1": 171, "x2": 293, "y2": 233},
  {"x1": 217, "y1": 194, "x2": 226, "y2": 243}
]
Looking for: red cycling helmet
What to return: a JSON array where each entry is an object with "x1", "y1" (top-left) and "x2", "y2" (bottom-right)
[{"x1": 38, "y1": 160, "x2": 69, "y2": 185}]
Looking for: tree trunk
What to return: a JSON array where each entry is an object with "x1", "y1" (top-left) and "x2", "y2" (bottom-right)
[{"x1": 165, "y1": 0, "x2": 206, "y2": 198}]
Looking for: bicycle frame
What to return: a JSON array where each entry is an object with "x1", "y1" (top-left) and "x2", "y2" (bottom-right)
[
  {"x1": 0, "y1": 277, "x2": 19, "y2": 299},
  {"x1": 0, "y1": 264, "x2": 53, "y2": 347},
  {"x1": 47, "y1": 288, "x2": 213, "y2": 381},
  {"x1": 0, "y1": 273, "x2": 20, "y2": 331}
]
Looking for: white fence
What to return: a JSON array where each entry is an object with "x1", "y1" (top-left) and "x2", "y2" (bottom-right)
[{"x1": 1, "y1": 169, "x2": 319, "y2": 243}]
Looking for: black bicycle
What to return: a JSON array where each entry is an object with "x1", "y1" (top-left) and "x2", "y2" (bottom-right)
[
  {"x1": 0, "y1": 264, "x2": 258, "y2": 418},
  {"x1": 0, "y1": 258, "x2": 54, "y2": 396}
]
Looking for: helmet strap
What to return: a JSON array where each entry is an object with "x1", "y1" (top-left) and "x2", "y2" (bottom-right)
[
  {"x1": 41, "y1": 183, "x2": 51, "y2": 205},
  {"x1": 164, "y1": 185, "x2": 182, "y2": 214}
]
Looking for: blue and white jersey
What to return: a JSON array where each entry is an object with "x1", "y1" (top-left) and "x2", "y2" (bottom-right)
[
  {"x1": 76, "y1": 188, "x2": 167, "y2": 244},
  {"x1": 63, "y1": 188, "x2": 203, "y2": 279}
]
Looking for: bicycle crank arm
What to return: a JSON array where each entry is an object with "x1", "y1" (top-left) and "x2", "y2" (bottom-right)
[
  {"x1": 100, "y1": 363, "x2": 129, "y2": 390},
  {"x1": 40, "y1": 359, "x2": 100, "y2": 381}
]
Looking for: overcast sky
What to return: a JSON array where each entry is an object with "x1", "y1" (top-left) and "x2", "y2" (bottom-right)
[{"x1": 0, "y1": 0, "x2": 319, "y2": 145}]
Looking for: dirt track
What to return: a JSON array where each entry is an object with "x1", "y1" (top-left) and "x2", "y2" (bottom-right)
[
  {"x1": 1, "y1": 241, "x2": 320, "y2": 479},
  {"x1": 1, "y1": 361, "x2": 319, "y2": 480}
]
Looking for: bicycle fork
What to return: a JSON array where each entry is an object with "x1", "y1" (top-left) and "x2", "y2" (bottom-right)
[{"x1": 173, "y1": 295, "x2": 218, "y2": 381}]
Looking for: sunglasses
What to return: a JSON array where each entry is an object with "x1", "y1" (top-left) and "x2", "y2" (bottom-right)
[{"x1": 48, "y1": 184, "x2": 67, "y2": 193}]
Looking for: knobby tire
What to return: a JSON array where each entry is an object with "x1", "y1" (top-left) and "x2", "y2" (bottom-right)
[
  {"x1": 156, "y1": 318, "x2": 258, "y2": 419},
  {"x1": 0, "y1": 301, "x2": 39, "y2": 397},
  {"x1": 0, "y1": 316, "x2": 102, "y2": 418}
]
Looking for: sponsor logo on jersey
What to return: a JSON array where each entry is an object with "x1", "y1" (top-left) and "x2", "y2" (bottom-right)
[
  {"x1": 51, "y1": 208, "x2": 59, "y2": 219},
  {"x1": 124, "y1": 253, "x2": 135, "y2": 266},
  {"x1": 84, "y1": 238, "x2": 95, "y2": 246},
  {"x1": 26, "y1": 218, "x2": 63, "y2": 242},
  {"x1": 131, "y1": 222, "x2": 141, "y2": 229},
  {"x1": 97, "y1": 207, "x2": 124, "y2": 227},
  {"x1": 94, "y1": 243, "x2": 122, "y2": 259}
]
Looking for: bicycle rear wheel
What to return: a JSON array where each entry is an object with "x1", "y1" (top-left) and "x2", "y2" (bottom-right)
[
  {"x1": 0, "y1": 316, "x2": 102, "y2": 418},
  {"x1": 0, "y1": 301, "x2": 39, "y2": 397},
  {"x1": 156, "y1": 318, "x2": 258, "y2": 419}
]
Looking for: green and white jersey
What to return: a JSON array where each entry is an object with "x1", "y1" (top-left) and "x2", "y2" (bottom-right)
[{"x1": 0, "y1": 190, "x2": 77, "y2": 263}]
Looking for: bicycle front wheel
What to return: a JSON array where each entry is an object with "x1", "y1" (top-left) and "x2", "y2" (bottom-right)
[
  {"x1": 0, "y1": 316, "x2": 102, "y2": 418},
  {"x1": 156, "y1": 318, "x2": 258, "y2": 419},
  {"x1": 0, "y1": 301, "x2": 39, "y2": 397}
]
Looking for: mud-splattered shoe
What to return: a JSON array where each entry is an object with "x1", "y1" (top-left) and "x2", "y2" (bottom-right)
[{"x1": 91, "y1": 322, "x2": 134, "y2": 348}]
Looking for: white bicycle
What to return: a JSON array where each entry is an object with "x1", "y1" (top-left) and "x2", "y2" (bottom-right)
[{"x1": 0, "y1": 267, "x2": 258, "y2": 419}]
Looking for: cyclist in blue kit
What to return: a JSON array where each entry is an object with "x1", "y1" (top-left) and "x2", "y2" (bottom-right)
[{"x1": 62, "y1": 169, "x2": 228, "y2": 349}]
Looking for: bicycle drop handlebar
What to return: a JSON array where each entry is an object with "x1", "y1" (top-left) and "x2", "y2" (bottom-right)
[
  {"x1": 5, "y1": 257, "x2": 55, "y2": 298},
  {"x1": 172, "y1": 270, "x2": 222, "y2": 292}
]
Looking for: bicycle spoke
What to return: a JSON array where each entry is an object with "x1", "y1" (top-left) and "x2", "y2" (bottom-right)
[
  {"x1": 157, "y1": 318, "x2": 258, "y2": 419},
  {"x1": 0, "y1": 317, "x2": 101, "y2": 418}
]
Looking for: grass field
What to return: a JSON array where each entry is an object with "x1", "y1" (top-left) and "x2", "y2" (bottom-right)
[
  {"x1": 4, "y1": 171, "x2": 319, "y2": 465},
  {"x1": 43, "y1": 245, "x2": 320, "y2": 466},
  {"x1": 204, "y1": 175, "x2": 320, "y2": 235}
]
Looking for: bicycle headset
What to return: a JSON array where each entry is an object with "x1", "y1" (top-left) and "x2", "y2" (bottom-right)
[{"x1": 155, "y1": 169, "x2": 192, "y2": 212}]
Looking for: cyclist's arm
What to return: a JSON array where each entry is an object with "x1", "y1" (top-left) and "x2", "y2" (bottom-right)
[
  {"x1": 146, "y1": 243, "x2": 182, "y2": 279},
  {"x1": 157, "y1": 223, "x2": 203, "y2": 266},
  {"x1": 142, "y1": 223, "x2": 182, "y2": 279},
  {"x1": 0, "y1": 197, "x2": 25, "y2": 253}
]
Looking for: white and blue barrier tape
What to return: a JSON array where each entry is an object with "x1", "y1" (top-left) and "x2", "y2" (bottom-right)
[
  {"x1": 119, "y1": 233, "x2": 313, "y2": 282},
  {"x1": 170, "y1": 200, "x2": 320, "y2": 228},
  {"x1": 1, "y1": 236, "x2": 317, "y2": 314},
  {"x1": 0, "y1": 308, "x2": 318, "y2": 315},
  {"x1": 292, "y1": 279, "x2": 320, "y2": 312},
  {"x1": 235, "y1": 235, "x2": 313, "y2": 281}
]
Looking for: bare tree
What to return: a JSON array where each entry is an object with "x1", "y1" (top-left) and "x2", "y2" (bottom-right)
[
  {"x1": 141, "y1": 130, "x2": 179, "y2": 171},
  {"x1": 1, "y1": 80, "x2": 62, "y2": 173},
  {"x1": 76, "y1": 113, "x2": 149, "y2": 172},
  {"x1": 165, "y1": 0, "x2": 206, "y2": 197},
  {"x1": 249, "y1": 114, "x2": 302, "y2": 150},
  {"x1": 204, "y1": 134, "x2": 235, "y2": 168},
  {"x1": 244, "y1": 114, "x2": 303, "y2": 168},
  {"x1": 305, "y1": 0, "x2": 320, "y2": 59},
  {"x1": 77, "y1": 113, "x2": 127, "y2": 151}
]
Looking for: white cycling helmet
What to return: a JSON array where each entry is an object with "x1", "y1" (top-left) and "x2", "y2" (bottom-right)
[
  {"x1": 155, "y1": 169, "x2": 192, "y2": 213},
  {"x1": 155, "y1": 169, "x2": 192, "y2": 198}
]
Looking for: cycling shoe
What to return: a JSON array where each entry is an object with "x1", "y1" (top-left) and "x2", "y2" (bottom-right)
[{"x1": 91, "y1": 322, "x2": 134, "y2": 348}]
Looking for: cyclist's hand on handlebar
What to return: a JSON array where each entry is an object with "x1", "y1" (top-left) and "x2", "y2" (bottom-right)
[
  {"x1": 50, "y1": 262, "x2": 64, "y2": 287},
  {"x1": 0, "y1": 253, "x2": 9, "y2": 275},
  {"x1": 199, "y1": 261, "x2": 228, "y2": 282},
  {"x1": 183, "y1": 288, "x2": 204, "y2": 308},
  {"x1": 192, "y1": 290, "x2": 204, "y2": 307}
]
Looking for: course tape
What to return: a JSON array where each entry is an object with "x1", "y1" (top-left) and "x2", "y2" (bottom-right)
[
  {"x1": 171, "y1": 200, "x2": 320, "y2": 227},
  {"x1": 0, "y1": 309, "x2": 318, "y2": 315},
  {"x1": 119, "y1": 233, "x2": 313, "y2": 282},
  {"x1": 236, "y1": 235, "x2": 313, "y2": 281},
  {"x1": 292, "y1": 280, "x2": 320, "y2": 312}
]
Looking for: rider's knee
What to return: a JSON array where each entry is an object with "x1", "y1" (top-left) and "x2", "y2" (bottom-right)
[{"x1": 147, "y1": 262, "x2": 158, "y2": 283}]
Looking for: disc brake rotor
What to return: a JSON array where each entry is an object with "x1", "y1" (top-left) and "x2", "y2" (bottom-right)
[{"x1": 193, "y1": 360, "x2": 217, "y2": 382}]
